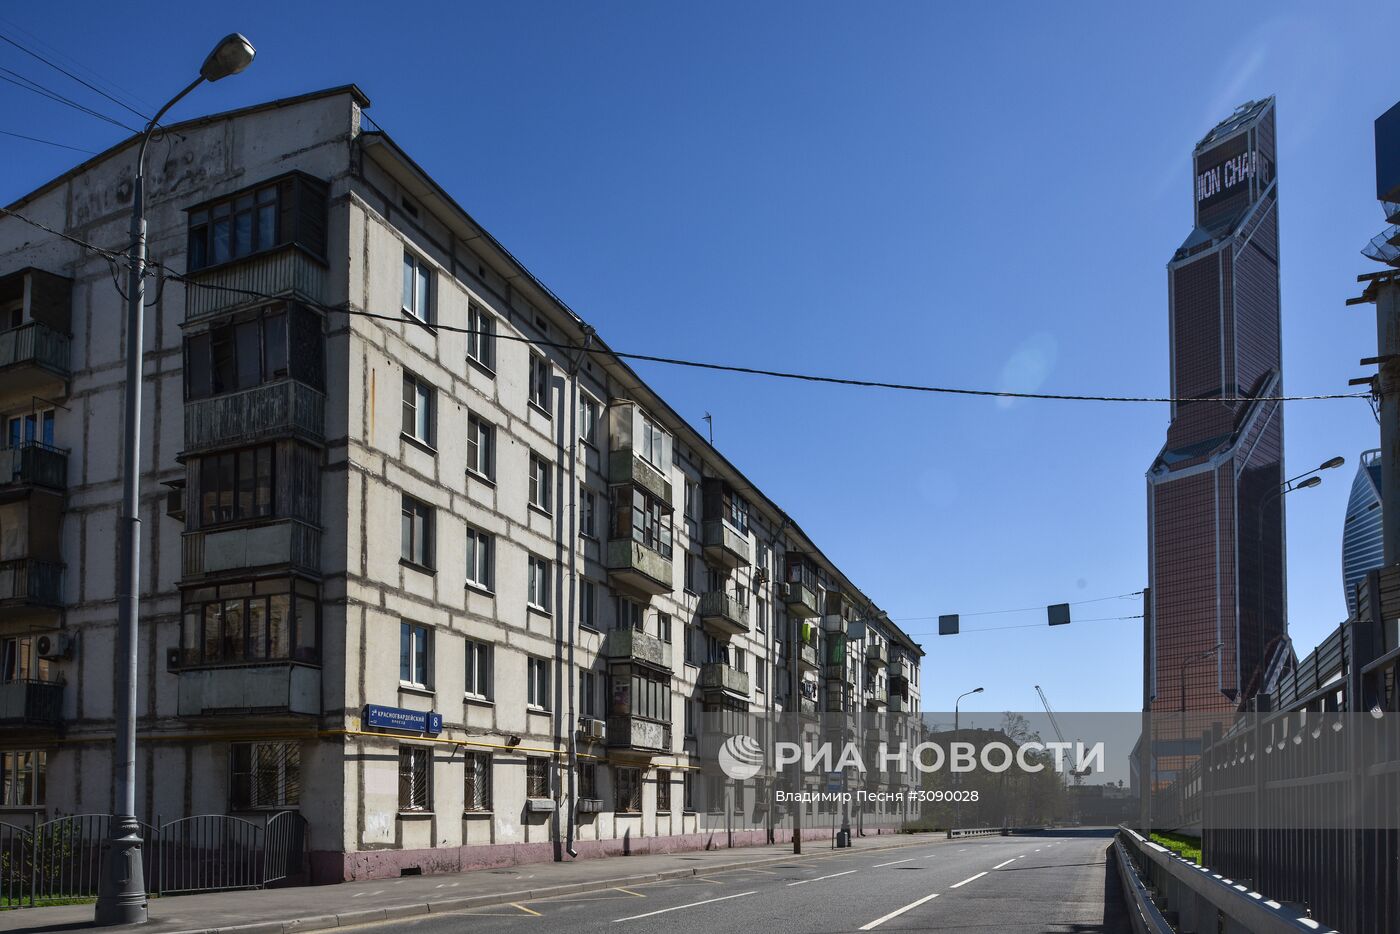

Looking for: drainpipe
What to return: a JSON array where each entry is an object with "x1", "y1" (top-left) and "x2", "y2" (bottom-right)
[{"x1": 563, "y1": 327, "x2": 594, "y2": 859}]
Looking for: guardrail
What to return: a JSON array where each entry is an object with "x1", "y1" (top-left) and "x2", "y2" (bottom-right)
[
  {"x1": 1115, "y1": 826, "x2": 1338, "y2": 934},
  {"x1": 1113, "y1": 833, "x2": 1173, "y2": 934},
  {"x1": 946, "y1": 827, "x2": 1001, "y2": 839}
]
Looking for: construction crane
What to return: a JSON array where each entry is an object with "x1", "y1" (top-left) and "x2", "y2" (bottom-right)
[{"x1": 1034, "y1": 685, "x2": 1090, "y2": 778}]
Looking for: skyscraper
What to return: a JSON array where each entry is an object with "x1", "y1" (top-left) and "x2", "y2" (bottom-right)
[
  {"x1": 1342, "y1": 450, "x2": 1384, "y2": 617},
  {"x1": 1146, "y1": 98, "x2": 1285, "y2": 720}
]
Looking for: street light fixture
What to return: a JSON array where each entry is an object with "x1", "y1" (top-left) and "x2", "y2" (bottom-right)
[
  {"x1": 952, "y1": 687, "x2": 983, "y2": 830},
  {"x1": 95, "y1": 33, "x2": 255, "y2": 928}
]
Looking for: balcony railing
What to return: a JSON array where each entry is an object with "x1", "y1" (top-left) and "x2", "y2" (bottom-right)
[
  {"x1": 699, "y1": 662, "x2": 750, "y2": 699},
  {"x1": 0, "y1": 321, "x2": 70, "y2": 381},
  {"x1": 799, "y1": 642, "x2": 819, "y2": 670},
  {"x1": 606, "y1": 714, "x2": 671, "y2": 754},
  {"x1": 0, "y1": 558, "x2": 63, "y2": 606},
  {"x1": 0, "y1": 442, "x2": 68, "y2": 491},
  {"x1": 182, "y1": 518, "x2": 322, "y2": 580},
  {"x1": 173, "y1": 661, "x2": 321, "y2": 716},
  {"x1": 698, "y1": 590, "x2": 749, "y2": 636},
  {"x1": 605, "y1": 538, "x2": 673, "y2": 596},
  {"x1": 799, "y1": 695, "x2": 818, "y2": 718},
  {"x1": 0, "y1": 678, "x2": 63, "y2": 725},
  {"x1": 607, "y1": 449, "x2": 671, "y2": 504},
  {"x1": 783, "y1": 581, "x2": 820, "y2": 618},
  {"x1": 603, "y1": 627, "x2": 672, "y2": 671},
  {"x1": 184, "y1": 247, "x2": 327, "y2": 321},
  {"x1": 865, "y1": 643, "x2": 887, "y2": 666},
  {"x1": 184, "y1": 379, "x2": 326, "y2": 454},
  {"x1": 865, "y1": 685, "x2": 888, "y2": 707},
  {"x1": 701, "y1": 518, "x2": 750, "y2": 569}
]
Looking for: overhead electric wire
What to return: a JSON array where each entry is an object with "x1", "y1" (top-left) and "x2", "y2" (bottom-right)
[
  {"x1": 899, "y1": 613, "x2": 1144, "y2": 637},
  {"x1": 0, "y1": 66, "x2": 138, "y2": 133},
  {"x1": 891, "y1": 589, "x2": 1144, "y2": 622},
  {"x1": 0, "y1": 30, "x2": 152, "y2": 125},
  {"x1": 0, "y1": 127, "x2": 96, "y2": 154},
  {"x1": 0, "y1": 205, "x2": 1374, "y2": 406}
]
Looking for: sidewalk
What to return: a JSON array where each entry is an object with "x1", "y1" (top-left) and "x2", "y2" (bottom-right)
[{"x1": 3, "y1": 831, "x2": 942, "y2": 934}]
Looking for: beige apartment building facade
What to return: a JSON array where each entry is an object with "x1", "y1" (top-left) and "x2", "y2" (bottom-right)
[{"x1": 0, "y1": 86, "x2": 924, "y2": 882}]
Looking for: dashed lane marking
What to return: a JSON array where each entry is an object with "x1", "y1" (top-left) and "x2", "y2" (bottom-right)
[
  {"x1": 992, "y1": 858, "x2": 1016, "y2": 870},
  {"x1": 511, "y1": 903, "x2": 542, "y2": 916},
  {"x1": 787, "y1": 869, "x2": 859, "y2": 887},
  {"x1": 950, "y1": 871, "x2": 987, "y2": 889},
  {"x1": 874, "y1": 858, "x2": 915, "y2": 868},
  {"x1": 858, "y1": 892, "x2": 940, "y2": 930},
  {"x1": 611, "y1": 890, "x2": 757, "y2": 923}
]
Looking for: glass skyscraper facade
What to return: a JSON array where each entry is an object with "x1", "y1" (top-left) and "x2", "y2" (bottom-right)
[
  {"x1": 1342, "y1": 450, "x2": 1383, "y2": 618},
  {"x1": 1146, "y1": 98, "x2": 1285, "y2": 726}
]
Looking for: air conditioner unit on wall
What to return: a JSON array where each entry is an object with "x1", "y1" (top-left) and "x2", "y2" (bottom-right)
[
  {"x1": 579, "y1": 717, "x2": 606, "y2": 741},
  {"x1": 36, "y1": 632, "x2": 74, "y2": 660}
]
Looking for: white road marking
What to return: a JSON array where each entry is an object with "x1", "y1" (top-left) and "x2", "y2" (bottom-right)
[
  {"x1": 787, "y1": 869, "x2": 859, "y2": 886},
  {"x1": 858, "y1": 892, "x2": 940, "y2": 930},
  {"x1": 874, "y1": 858, "x2": 914, "y2": 868},
  {"x1": 950, "y1": 871, "x2": 987, "y2": 889},
  {"x1": 992, "y1": 858, "x2": 1016, "y2": 869},
  {"x1": 611, "y1": 890, "x2": 756, "y2": 922}
]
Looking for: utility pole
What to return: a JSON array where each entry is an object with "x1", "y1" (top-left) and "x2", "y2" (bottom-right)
[{"x1": 1351, "y1": 273, "x2": 1400, "y2": 563}]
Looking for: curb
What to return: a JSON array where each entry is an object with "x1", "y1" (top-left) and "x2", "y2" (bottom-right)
[{"x1": 152, "y1": 834, "x2": 940, "y2": 934}]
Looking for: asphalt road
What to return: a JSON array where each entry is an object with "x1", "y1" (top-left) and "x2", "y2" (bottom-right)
[{"x1": 346, "y1": 829, "x2": 1128, "y2": 933}]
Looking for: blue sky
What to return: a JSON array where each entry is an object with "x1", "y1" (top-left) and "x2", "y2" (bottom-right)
[{"x1": 2, "y1": 3, "x2": 1392, "y2": 714}]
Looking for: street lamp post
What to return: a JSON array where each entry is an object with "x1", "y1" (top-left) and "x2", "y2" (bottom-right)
[
  {"x1": 96, "y1": 34, "x2": 255, "y2": 927},
  {"x1": 1172, "y1": 642, "x2": 1222, "y2": 832},
  {"x1": 952, "y1": 687, "x2": 982, "y2": 831}
]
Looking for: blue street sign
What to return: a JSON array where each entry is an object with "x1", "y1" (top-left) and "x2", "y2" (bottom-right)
[{"x1": 365, "y1": 704, "x2": 442, "y2": 735}]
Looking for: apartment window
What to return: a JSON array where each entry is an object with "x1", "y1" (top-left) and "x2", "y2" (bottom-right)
[
  {"x1": 756, "y1": 541, "x2": 770, "y2": 575},
  {"x1": 230, "y1": 742, "x2": 300, "y2": 810},
  {"x1": 733, "y1": 647, "x2": 747, "y2": 673},
  {"x1": 637, "y1": 411, "x2": 665, "y2": 470},
  {"x1": 193, "y1": 445, "x2": 274, "y2": 528},
  {"x1": 0, "y1": 750, "x2": 45, "y2": 807},
  {"x1": 464, "y1": 639, "x2": 492, "y2": 699},
  {"x1": 526, "y1": 756, "x2": 550, "y2": 797},
  {"x1": 529, "y1": 353, "x2": 551, "y2": 412},
  {"x1": 684, "y1": 480, "x2": 699, "y2": 523},
  {"x1": 184, "y1": 304, "x2": 323, "y2": 400},
  {"x1": 609, "y1": 667, "x2": 670, "y2": 723},
  {"x1": 756, "y1": 661, "x2": 767, "y2": 693},
  {"x1": 467, "y1": 303, "x2": 495, "y2": 371},
  {"x1": 399, "y1": 622, "x2": 432, "y2": 689},
  {"x1": 579, "y1": 485, "x2": 596, "y2": 538},
  {"x1": 527, "y1": 656, "x2": 550, "y2": 709},
  {"x1": 705, "y1": 775, "x2": 725, "y2": 814},
  {"x1": 467, "y1": 414, "x2": 495, "y2": 479},
  {"x1": 685, "y1": 621, "x2": 703, "y2": 666},
  {"x1": 187, "y1": 175, "x2": 327, "y2": 271},
  {"x1": 578, "y1": 394, "x2": 599, "y2": 445},
  {"x1": 609, "y1": 486, "x2": 672, "y2": 558},
  {"x1": 5, "y1": 409, "x2": 54, "y2": 448},
  {"x1": 616, "y1": 595, "x2": 644, "y2": 632},
  {"x1": 529, "y1": 453, "x2": 552, "y2": 513},
  {"x1": 615, "y1": 767, "x2": 641, "y2": 814},
  {"x1": 683, "y1": 772, "x2": 695, "y2": 812},
  {"x1": 400, "y1": 495, "x2": 434, "y2": 569},
  {"x1": 578, "y1": 761, "x2": 598, "y2": 800},
  {"x1": 656, "y1": 612, "x2": 672, "y2": 644},
  {"x1": 398, "y1": 746, "x2": 432, "y2": 811},
  {"x1": 0, "y1": 637, "x2": 47, "y2": 683},
  {"x1": 527, "y1": 555, "x2": 552, "y2": 612},
  {"x1": 581, "y1": 670, "x2": 598, "y2": 717},
  {"x1": 402, "y1": 250, "x2": 434, "y2": 324},
  {"x1": 178, "y1": 581, "x2": 318, "y2": 667},
  {"x1": 756, "y1": 596, "x2": 768, "y2": 635},
  {"x1": 656, "y1": 769, "x2": 672, "y2": 813},
  {"x1": 684, "y1": 554, "x2": 699, "y2": 594},
  {"x1": 580, "y1": 579, "x2": 598, "y2": 630},
  {"x1": 401, "y1": 373, "x2": 435, "y2": 447},
  {"x1": 464, "y1": 751, "x2": 492, "y2": 811},
  {"x1": 465, "y1": 526, "x2": 493, "y2": 591}
]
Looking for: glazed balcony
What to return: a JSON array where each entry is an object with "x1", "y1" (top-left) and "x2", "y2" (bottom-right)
[
  {"x1": 799, "y1": 696, "x2": 818, "y2": 719},
  {"x1": 890, "y1": 674, "x2": 910, "y2": 700},
  {"x1": 699, "y1": 590, "x2": 749, "y2": 636},
  {"x1": 783, "y1": 581, "x2": 820, "y2": 619},
  {"x1": 603, "y1": 627, "x2": 672, "y2": 672},
  {"x1": 0, "y1": 678, "x2": 63, "y2": 727},
  {"x1": 865, "y1": 643, "x2": 887, "y2": 667},
  {"x1": 865, "y1": 685, "x2": 888, "y2": 709},
  {"x1": 701, "y1": 518, "x2": 749, "y2": 570},
  {"x1": 183, "y1": 379, "x2": 326, "y2": 456},
  {"x1": 605, "y1": 538, "x2": 672, "y2": 596},
  {"x1": 170, "y1": 658, "x2": 321, "y2": 717},
  {"x1": 699, "y1": 662, "x2": 749, "y2": 701},
  {"x1": 606, "y1": 715, "x2": 671, "y2": 755},
  {"x1": 799, "y1": 642, "x2": 819, "y2": 671},
  {"x1": 0, "y1": 442, "x2": 67, "y2": 496},
  {"x1": 182, "y1": 518, "x2": 322, "y2": 581},
  {"x1": 183, "y1": 246, "x2": 328, "y2": 322},
  {"x1": 889, "y1": 694, "x2": 911, "y2": 714}
]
